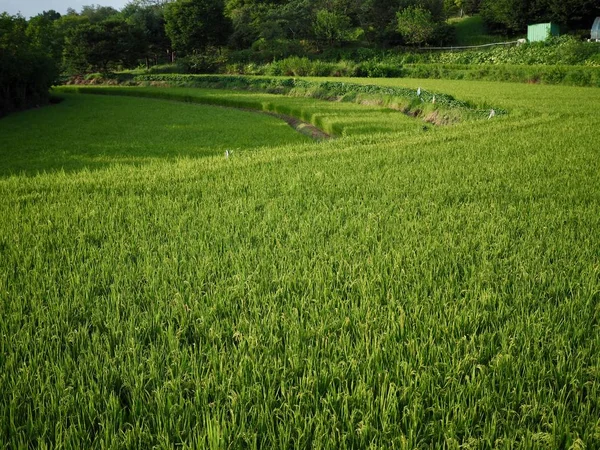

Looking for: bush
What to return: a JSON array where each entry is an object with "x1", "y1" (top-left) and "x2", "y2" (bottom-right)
[
  {"x1": 356, "y1": 60, "x2": 403, "y2": 78},
  {"x1": 267, "y1": 57, "x2": 314, "y2": 76},
  {"x1": 263, "y1": 57, "x2": 359, "y2": 77},
  {"x1": 147, "y1": 64, "x2": 180, "y2": 74},
  {"x1": 176, "y1": 48, "x2": 229, "y2": 74},
  {"x1": 249, "y1": 38, "x2": 306, "y2": 63},
  {"x1": 400, "y1": 63, "x2": 600, "y2": 86},
  {"x1": 425, "y1": 36, "x2": 600, "y2": 66}
]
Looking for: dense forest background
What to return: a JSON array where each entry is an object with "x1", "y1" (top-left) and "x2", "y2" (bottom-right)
[{"x1": 1, "y1": 0, "x2": 599, "y2": 114}]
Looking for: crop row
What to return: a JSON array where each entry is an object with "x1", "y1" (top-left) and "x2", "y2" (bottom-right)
[
  {"x1": 127, "y1": 74, "x2": 507, "y2": 120},
  {"x1": 2, "y1": 79, "x2": 599, "y2": 448}
]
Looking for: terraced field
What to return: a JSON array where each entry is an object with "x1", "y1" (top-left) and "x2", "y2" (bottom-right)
[
  {"x1": 0, "y1": 94, "x2": 309, "y2": 177},
  {"x1": 1, "y1": 78, "x2": 599, "y2": 448}
]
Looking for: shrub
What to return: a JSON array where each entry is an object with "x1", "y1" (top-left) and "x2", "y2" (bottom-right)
[
  {"x1": 268, "y1": 57, "x2": 313, "y2": 76},
  {"x1": 356, "y1": 60, "x2": 403, "y2": 78},
  {"x1": 249, "y1": 38, "x2": 306, "y2": 63},
  {"x1": 176, "y1": 48, "x2": 228, "y2": 74},
  {"x1": 147, "y1": 64, "x2": 180, "y2": 74}
]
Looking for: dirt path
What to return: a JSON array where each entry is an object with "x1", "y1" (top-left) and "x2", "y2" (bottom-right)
[{"x1": 264, "y1": 112, "x2": 332, "y2": 141}]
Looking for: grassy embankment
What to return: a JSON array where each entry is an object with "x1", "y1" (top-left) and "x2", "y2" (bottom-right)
[{"x1": 1, "y1": 79, "x2": 599, "y2": 448}]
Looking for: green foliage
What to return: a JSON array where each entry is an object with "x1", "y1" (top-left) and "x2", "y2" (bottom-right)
[
  {"x1": 248, "y1": 38, "x2": 307, "y2": 62},
  {"x1": 63, "y1": 19, "x2": 147, "y2": 73},
  {"x1": 313, "y1": 9, "x2": 361, "y2": 47},
  {"x1": 180, "y1": 35, "x2": 599, "y2": 86},
  {"x1": 176, "y1": 47, "x2": 229, "y2": 74},
  {"x1": 419, "y1": 36, "x2": 600, "y2": 66},
  {"x1": 356, "y1": 59, "x2": 404, "y2": 77},
  {"x1": 121, "y1": 1, "x2": 172, "y2": 66},
  {"x1": 480, "y1": 0, "x2": 600, "y2": 33},
  {"x1": 397, "y1": 6, "x2": 436, "y2": 45},
  {"x1": 1, "y1": 80, "x2": 600, "y2": 447},
  {"x1": 26, "y1": 11, "x2": 64, "y2": 62},
  {"x1": 262, "y1": 57, "x2": 357, "y2": 77},
  {"x1": 79, "y1": 5, "x2": 120, "y2": 23},
  {"x1": 479, "y1": 0, "x2": 526, "y2": 33},
  {"x1": 400, "y1": 63, "x2": 600, "y2": 86},
  {"x1": 0, "y1": 13, "x2": 59, "y2": 116},
  {"x1": 164, "y1": 0, "x2": 231, "y2": 54},
  {"x1": 267, "y1": 56, "x2": 315, "y2": 76}
]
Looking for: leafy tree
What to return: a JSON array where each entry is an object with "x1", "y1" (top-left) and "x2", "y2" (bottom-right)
[
  {"x1": 358, "y1": 0, "x2": 403, "y2": 45},
  {"x1": 27, "y1": 11, "x2": 63, "y2": 62},
  {"x1": 80, "y1": 5, "x2": 120, "y2": 23},
  {"x1": 480, "y1": 0, "x2": 599, "y2": 33},
  {"x1": 39, "y1": 10, "x2": 62, "y2": 21},
  {"x1": 225, "y1": 0, "x2": 315, "y2": 50},
  {"x1": 122, "y1": 1, "x2": 172, "y2": 65},
  {"x1": 543, "y1": 0, "x2": 600, "y2": 30},
  {"x1": 54, "y1": 11, "x2": 90, "y2": 34},
  {"x1": 64, "y1": 18, "x2": 146, "y2": 73},
  {"x1": 277, "y1": 0, "x2": 314, "y2": 40},
  {"x1": 0, "y1": 13, "x2": 58, "y2": 115},
  {"x1": 397, "y1": 5, "x2": 436, "y2": 45},
  {"x1": 164, "y1": 0, "x2": 231, "y2": 54},
  {"x1": 226, "y1": 4, "x2": 258, "y2": 49},
  {"x1": 480, "y1": 0, "x2": 527, "y2": 33},
  {"x1": 359, "y1": 0, "x2": 444, "y2": 46},
  {"x1": 313, "y1": 9, "x2": 358, "y2": 47},
  {"x1": 419, "y1": 0, "x2": 445, "y2": 21}
]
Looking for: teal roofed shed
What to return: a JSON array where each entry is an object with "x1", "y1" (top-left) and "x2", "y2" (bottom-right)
[{"x1": 527, "y1": 23, "x2": 559, "y2": 42}]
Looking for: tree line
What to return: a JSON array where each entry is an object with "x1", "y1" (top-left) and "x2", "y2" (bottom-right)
[{"x1": 1, "y1": 0, "x2": 598, "y2": 114}]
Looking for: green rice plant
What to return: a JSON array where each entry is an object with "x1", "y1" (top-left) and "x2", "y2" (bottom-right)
[
  {"x1": 95, "y1": 74, "x2": 507, "y2": 121},
  {"x1": 56, "y1": 85, "x2": 437, "y2": 137},
  {"x1": 1, "y1": 78, "x2": 599, "y2": 448},
  {"x1": 0, "y1": 93, "x2": 309, "y2": 176}
]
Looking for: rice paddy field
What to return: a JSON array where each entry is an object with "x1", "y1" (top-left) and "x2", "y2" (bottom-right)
[{"x1": 1, "y1": 78, "x2": 599, "y2": 448}]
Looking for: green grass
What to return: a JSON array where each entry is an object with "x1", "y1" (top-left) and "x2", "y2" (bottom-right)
[
  {"x1": 57, "y1": 84, "x2": 440, "y2": 138},
  {"x1": 1, "y1": 79, "x2": 600, "y2": 448},
  {"x1": 0, "y1": 93, "x2": 309, "y2": 177}
]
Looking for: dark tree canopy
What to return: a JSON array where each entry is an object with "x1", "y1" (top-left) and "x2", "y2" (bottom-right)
[
  {"x1": 122, "y1": 1, "x2": 171, "y2": 65},
  {"x1": 164, "y1": 0, "x2": 231, "y2": 53},
  {"x1": 0, "y1": 13, "x2": 59, "y2": 115},
  {"x1": 64, "y1": 18, "x2": 146, "y2": 72},
  {"x1": 480, "y1": 0, "x2": 600, "y2": 33}
]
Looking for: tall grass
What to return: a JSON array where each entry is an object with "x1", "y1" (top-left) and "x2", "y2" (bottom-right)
[
  {"x1": 0, "y1": 94, "x2": 308, "y2": 176},
  {"x1": 1, "y1": 79, "x2": 599, "y2": 448},
  {"x1": 57, "y1": 85, "x2": 443, "y2": 137}
]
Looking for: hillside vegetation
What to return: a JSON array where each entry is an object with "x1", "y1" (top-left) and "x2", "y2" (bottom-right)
[{"x1": 1, "y1": 79, "x2": 599, "y2": 447}]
